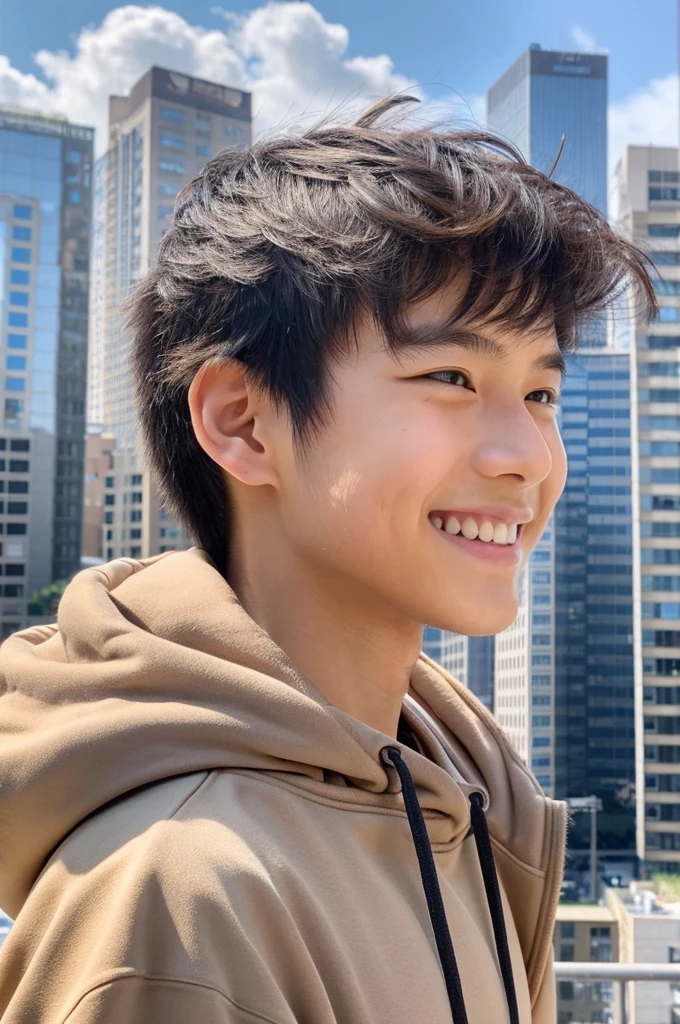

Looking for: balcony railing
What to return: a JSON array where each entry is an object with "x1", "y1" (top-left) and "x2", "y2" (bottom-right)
[{"x1": 555, "y1": 961, "x2": 680, "y2": 1024}]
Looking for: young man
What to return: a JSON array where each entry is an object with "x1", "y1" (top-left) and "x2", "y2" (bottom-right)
[{"x1": 0, "y1": 96, "x2": 654, "y2": 1023}]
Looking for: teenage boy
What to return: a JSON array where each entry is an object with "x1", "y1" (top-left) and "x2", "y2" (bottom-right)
[{"x1": 0, "y1": 96, "x2": 654, "y2": 1023}]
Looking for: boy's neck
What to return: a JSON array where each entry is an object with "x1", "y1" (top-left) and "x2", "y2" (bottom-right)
[{"x1": 228, "y1": 544, "x2": 423, "y2": 740}]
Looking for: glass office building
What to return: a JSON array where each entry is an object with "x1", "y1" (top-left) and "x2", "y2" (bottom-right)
[
  {"x1": 0, "y1": 107, "x2": 93, "y2": 632},
  {"x1": 487, "y1": 44, "x2": 607, "y2": 212}
]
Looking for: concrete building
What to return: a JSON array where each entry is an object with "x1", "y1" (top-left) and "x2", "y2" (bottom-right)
[
  {"x1": 554, "y1": 903, "x2": 618, "y2": 1024},
  {"x1": 607, "y1": 882, "x2": 680, "y2": 1023},
  {"x1": 88, "y1": 67, "x2": 251, "y2": 560},
  {"x1": 82, "y1": 429, "x2": 114, "y2": 561},
  {"x1": 616, "y1": 145, "x2": 680, "y2": 873},
  {"x1": 0, "y1": 106, "x2": 93, "y2": 634}
]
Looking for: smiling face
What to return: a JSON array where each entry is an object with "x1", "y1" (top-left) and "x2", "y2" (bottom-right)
[{"x1": 266, "y1": 279, "x2": 569, "y2": 637}]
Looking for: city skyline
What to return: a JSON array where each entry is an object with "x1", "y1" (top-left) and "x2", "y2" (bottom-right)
[{"x1": 0, "y1": 1, "x2": 677, "y2": 192}]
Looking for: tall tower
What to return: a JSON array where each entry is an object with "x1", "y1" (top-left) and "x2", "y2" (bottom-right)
[
  {"x1": 89, "y1": 68, "x2": 251, "y2": 561},
  {"x1": 617, "y1": 145, "x2": 680, "y2": 874},
  {"x1": 0, "y1": 106, "x2": 93, "y2": 633},
  {"x1": 486, "y1": 47, "x2": 637, "y2": 871}
]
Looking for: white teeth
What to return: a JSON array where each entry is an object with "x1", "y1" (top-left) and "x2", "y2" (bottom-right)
[
  {"x1": 492, "y1": 522, "x2": 508, "y2": 545},
  {"x1": 478, "y1": 521, "x2": 495, "y2": 543},
  {"x1": 461, "y1": 517, "x2": 479, "y2": 540},
  {"x1": 436, "y1": 515, "x2": 521, "y2": 545}
]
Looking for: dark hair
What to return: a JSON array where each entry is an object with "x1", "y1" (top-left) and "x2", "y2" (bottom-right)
[{"x1": 126, "y1": 94, "x2": 656, "y2": 575}]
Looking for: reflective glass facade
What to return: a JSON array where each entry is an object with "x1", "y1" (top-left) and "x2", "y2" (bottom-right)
[
  {"x1": 487, "y1": 47, "x2": 607, "y2": 212},
  {"x1": 0, "y1": 108, "x2": 93, "y2": 620},
  {"x1": 555, "y1": 354, "x2": 635, "y2": 853}
]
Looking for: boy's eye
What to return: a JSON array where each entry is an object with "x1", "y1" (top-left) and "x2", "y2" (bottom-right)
[
  {"x1": 425, "y1": 370, "x2": 467, "y2": 386},
  {"x1": 421, "y1": 369, "x2": 560, "y2": 406}
]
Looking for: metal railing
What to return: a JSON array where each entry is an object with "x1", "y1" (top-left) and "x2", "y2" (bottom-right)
[{"x1": 555, "y1": 962, "x2": 680, "y2": 1024}]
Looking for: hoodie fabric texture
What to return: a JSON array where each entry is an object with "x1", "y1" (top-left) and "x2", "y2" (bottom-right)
[{"x1": 0, "y1": 548, "x2": 566, "y2": 1023}]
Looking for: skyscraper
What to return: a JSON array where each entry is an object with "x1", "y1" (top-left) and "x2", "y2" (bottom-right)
[
  {"x1": 485, "y1": 47, "x2": 638, "y2": 871},
  {"x1": 487, "y1": 44, "x2": 607, "y2": 211},
  {"x1": 89, "y1": 67, "x2": 251, "y2": 561},
  {"x1": 0, "y1": 106, "x2": 93, "y2": 633},
  {"x1": 616, "y1": 145, "x2": 680, "y2": 873}
]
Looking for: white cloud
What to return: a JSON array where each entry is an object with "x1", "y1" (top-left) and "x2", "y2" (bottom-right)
[
  {"x1": 608, "y1": 72, "x2": 679, "y2": 176},
  {"x1": 569, "y1": 24, "x2": 597, "y2": 52},
  {"x1": 0, "y1": 2, "x2": 425, "y2": 154}
]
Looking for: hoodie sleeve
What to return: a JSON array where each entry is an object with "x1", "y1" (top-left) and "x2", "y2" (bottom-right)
[{"x1": 61, "y1": 976, "x2": 287, "y2": 1024}]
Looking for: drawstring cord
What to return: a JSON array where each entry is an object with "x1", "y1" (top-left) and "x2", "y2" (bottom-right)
[{"x1": 385, "y1": 747, "x2": 520, "y2": 1024}]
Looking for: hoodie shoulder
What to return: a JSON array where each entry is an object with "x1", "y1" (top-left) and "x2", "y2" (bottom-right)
[{"x1": 0, "y1": 770, "x2": 298, "y2": 1024}]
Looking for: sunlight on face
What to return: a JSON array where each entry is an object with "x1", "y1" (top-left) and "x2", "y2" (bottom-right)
[{"x1": 275, "y1": 280, "x2": 569, "y2": 636}]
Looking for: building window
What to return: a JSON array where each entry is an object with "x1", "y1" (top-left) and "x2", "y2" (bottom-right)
[
  {"x1": 9, "y1": 292, "x2": 28, "y2": 307},
  {"x1": 7, "y1": 313, "x2": 27, "y2": 328},
  {"x1": 532, "y1": 737, "x2": 550, "y2": 748},
  {"x1": 10, "y1": 440, "x2": 29, "y2": 452},
  {"x1": 160, "y1": 106, "x2": 185, "y2": 125},
  {"x1": 7, "y1": 480, "x2": 27, "y2": 494},
  {"x1": 4, "y1": 562, "x2": 24, "y2": 574},
  {"x1": 650, "y1": 187, "x2": 680, "y2": 202},
  {"x1": 104, "y1": 494, "x2": 115, "y2": 506},
  {"x1": 159, "y1": 158, "x2": 184, "y2": 175},
  {"x1": 7, "y1": 335, "x2": 26, "y2": 350},
  {"x1": 7, "y1": 502, "x2": 27, "y2": 514},
  {"x1": 158, "y1": 181, "x2": 177, "y2": 196},
  {"x1": 10, "y1": 270, "x2": 29, "y2": 285},
  {"x1": 11, "y1": 226, "x2": 31, "y2": 241},
  {"x1": 10, "y1": 247, "x2": 30, "y2": 263},
  {"x1": 196, "y1": 143, "x2": 211, "y2": 157},
  {"x1": 67, "y1": 149, "x2": 82, "y2": 163},
  {"x1": 104, "y1": 511, "x2": 114, "y2": 524},
  {"x1": 195, "y1": 112, "x2": 211, "y2": 132},
  {"x1": 649, "y1": 224, "x2": 680, "y2": 238},
  {"x1": 158, "y1": 204, "x2": 174, "y2": 219},
  {"x1": 12, "y1": 204, "x2": 32, "y2": 219},
  {"x1": 129, "y1": 546, "x2": 142, "y2": 557},
  {"x1": 159, "y1": 133, "x2": 185, "y2": 150},
  {"x1": 6, "y1": 357, "x2": 26, "y2": 371},
  {"x1": 130, "y1": 528, "x2": 142, "y2": 539},
  {"x1": 8, "y1": 460, "x2": 28, "y2": 473},
  {"x1": 130, "y1": 510, "x2": 142, "y2": 522},
  {"x1": 69, "y1": 190, "x2": 81, "y2": 204},
  {"x1": 658, "y1": 307, "x2": 680, "y2": 323},
  {"x1": 130, "y1": 491, "x2": 142, "y2": 504},
  {"x1": 5, "y1": 377, "x2": 25, "y2": 392},
  {"x1": 131, "y1": 474, "x2": 142, "y2": 485}
]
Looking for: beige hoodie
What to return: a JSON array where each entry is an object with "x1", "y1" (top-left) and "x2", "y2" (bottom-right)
[{"x1": 0, "y1": 549, "x2": 566, "y2": 1024}]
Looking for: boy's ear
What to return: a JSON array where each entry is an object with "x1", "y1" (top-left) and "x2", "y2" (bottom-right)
[{"x1": 187, "y1": 360, "x2": 278, "y2": 488}]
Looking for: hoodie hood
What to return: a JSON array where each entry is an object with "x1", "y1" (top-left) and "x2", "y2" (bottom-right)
[{"x1": 0, "y1": 547, "x2": 501, "y2": 919}]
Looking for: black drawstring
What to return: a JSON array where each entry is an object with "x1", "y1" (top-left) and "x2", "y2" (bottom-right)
[{"x1": 385, "y1": 748, "x2": 519, "y2": 1024}]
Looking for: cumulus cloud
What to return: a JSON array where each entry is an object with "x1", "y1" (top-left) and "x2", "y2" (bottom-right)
[
  {"x1": 609, "y1": 72, "x2": 679, "y2": 175},
  {"x1": 0, "y1": 2, "x2": 430, "y2": 153},
  {"x1": 570, "y1": 25, "x2": 597, "y2": 52}
]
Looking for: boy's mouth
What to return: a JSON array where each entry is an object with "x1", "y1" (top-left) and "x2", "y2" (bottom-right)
[{"x1": 428, "y1": 511, "x2": 528, "y2": 547}]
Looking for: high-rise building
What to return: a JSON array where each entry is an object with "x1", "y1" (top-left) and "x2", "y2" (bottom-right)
[
  {"x1": 616, "y1": 145, "x2": 680, "y2": 873},
  {"x1": 89, "y1": 67, "x2": 251, "y2": 560},
  {"x1": 486, "y1": 47, "x2": 638, "y2": 870},
  {"x1": 0, "y1": 106, "x2": 93, "y2": 634},
  {"x1": 487, "y1": 44, "x2": 607, "y2": 211}
]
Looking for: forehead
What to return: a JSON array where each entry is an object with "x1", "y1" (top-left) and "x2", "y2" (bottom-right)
[{"x1": 378, "y1": 276, "x2": 565, "y2": 375}]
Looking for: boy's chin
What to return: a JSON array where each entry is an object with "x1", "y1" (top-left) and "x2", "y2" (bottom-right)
[{"x1": 427, "y1": 599, "x2": 520, "y2": 638}]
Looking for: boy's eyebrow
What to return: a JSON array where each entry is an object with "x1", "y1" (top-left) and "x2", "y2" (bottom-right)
[{"x1": 399, "y1": 321, "x2": 568, "y2": 378}]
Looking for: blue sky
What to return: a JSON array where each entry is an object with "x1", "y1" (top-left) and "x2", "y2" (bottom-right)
[{"x1": 0, "y1": 0, "x2": 677, "y2": 173}]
